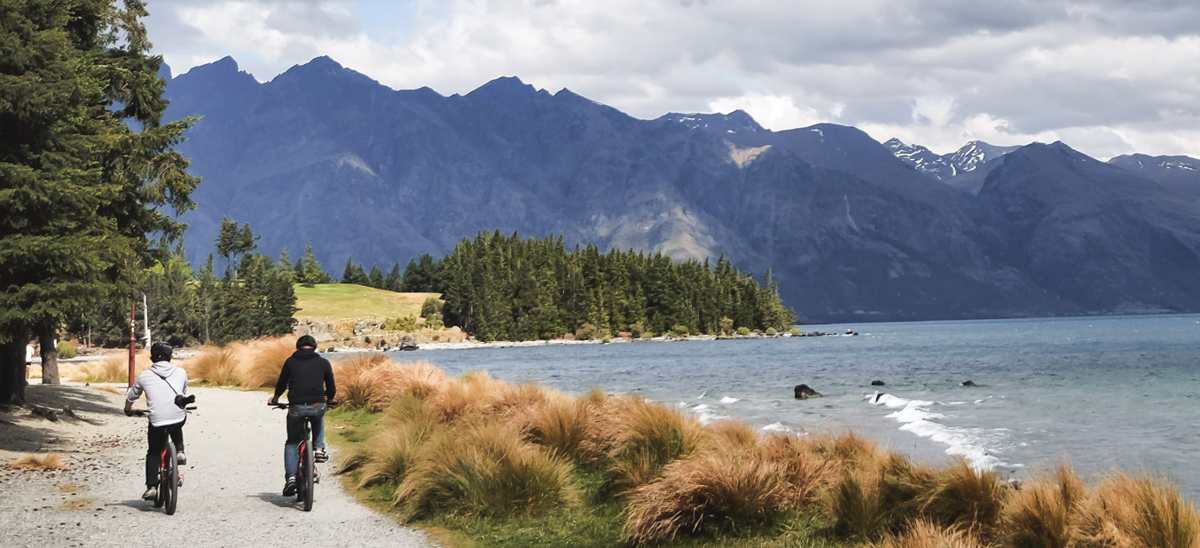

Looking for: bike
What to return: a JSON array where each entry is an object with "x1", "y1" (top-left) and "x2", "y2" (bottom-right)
[
  {"x1": 270, "y1": 401, "x2": 336, "y2": 511},
  {"x1": 133, "y1": 405, "x2": 196, "y2": 515}
]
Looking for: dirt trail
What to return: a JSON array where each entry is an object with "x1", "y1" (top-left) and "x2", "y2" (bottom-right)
[{"x1": 0, "y1": 385, "x2": 435, "y2": 548}]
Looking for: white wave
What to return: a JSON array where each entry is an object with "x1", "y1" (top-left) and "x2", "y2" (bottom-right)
[
  {"x1": 720, "y1": 396, "x2": 741, "y2": 404},
  {"x1": 697, "y1": 390, "x2": 708, "y2": 399},
  {"x1": 694, "y1": 403, "x2": 715, "y2": 413},
  {"x1": 761, "y1": 422, "x2": 792, "y2": 433},
  {"x1": 870, "y1": 393, "x2": 1014, "y2": 473},
  {"x1": 698, "y1": 411, "x2": 731, "y2": 425}
]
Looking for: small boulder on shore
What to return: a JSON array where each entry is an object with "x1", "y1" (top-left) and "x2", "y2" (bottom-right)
[
  {"x1": 871, "y1": 380, "x2": 885, "y2": 386},
  {"x1": 794, "y1": 384, "x2": 822, "y2": 400}
]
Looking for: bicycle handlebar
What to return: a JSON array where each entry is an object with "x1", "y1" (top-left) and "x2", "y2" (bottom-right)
[
  {"x1": 269, "y1": 401, "x2": 338, "y2": 409},
  {"x1": 130, "y1": 406, "x2": 197, "y2": 417}
]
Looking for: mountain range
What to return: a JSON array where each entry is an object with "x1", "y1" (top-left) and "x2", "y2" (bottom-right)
[{"x1": 161, "y1": 56, "x2": 1200, "y2": 323}]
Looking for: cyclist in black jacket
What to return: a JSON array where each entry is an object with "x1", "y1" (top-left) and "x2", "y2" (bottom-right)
[{"x1": 267, "y1": 335, "x2": 336, "y2": 496}]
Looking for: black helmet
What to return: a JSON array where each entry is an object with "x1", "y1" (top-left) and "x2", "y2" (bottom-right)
[
  {"x1": 150, "y1": 341, "x2": 173, "y2": 362},
  {"x1": 296, "y1": 335, "x2": 317, "y2": 350}
]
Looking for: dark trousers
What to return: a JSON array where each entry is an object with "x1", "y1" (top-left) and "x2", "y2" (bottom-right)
[{"x1": 146, "y1": 418, "x2": 185, "y2": 487}]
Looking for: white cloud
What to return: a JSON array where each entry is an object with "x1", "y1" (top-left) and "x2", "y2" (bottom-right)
[{"x1": 144, "y1": 0, "x2": 1200, "y2": 158}]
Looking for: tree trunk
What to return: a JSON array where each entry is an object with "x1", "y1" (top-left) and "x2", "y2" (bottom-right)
[
  {"x1": 38, "y1": 326, "x2": 60, "y2": 385},
  {"x1": 0, "y1": 335, "x2": 28, "y2": 406}
]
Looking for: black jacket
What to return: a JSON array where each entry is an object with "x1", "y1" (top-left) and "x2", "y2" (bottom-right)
[{"x1": 273, "y1": 348, "x2": 336, "y2": 405}]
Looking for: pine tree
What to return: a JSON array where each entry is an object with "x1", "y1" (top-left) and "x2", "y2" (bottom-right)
[
  {"x1": 368, "y1": 266, "x2": 384, "y2": 289},
  {"x1": 384, "y1": 263, "x2": 402, "y2": 292},
  {"x1": 1, "y1": 0, "x2": 200, "y2": 399}
]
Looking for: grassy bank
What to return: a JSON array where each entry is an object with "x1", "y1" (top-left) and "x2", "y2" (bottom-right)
[
  {"x1": 181, "y1": 343, "x2": 1200, "y2": 548},
  {"x1": 299, "y1": 354, "x2": 1200, "y2": 548}
]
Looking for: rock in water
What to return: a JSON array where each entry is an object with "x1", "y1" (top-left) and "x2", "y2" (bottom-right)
[
  {"x1": 962, "y1": 380, "x2": 976, "y2": 387},
  {"x1": 399, "y1": 334, "x2": 419, "y2": 351},
  {"x1": 794, "y1": 384, "x2": 822, "y2": 399},
  {"x1": 871, "y1": 380, "x2": 885, "y2": 386}
]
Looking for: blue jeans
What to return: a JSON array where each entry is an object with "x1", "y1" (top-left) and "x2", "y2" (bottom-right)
[{"x1": 284, "y1": 403, "x2": 326, "y2": 480}]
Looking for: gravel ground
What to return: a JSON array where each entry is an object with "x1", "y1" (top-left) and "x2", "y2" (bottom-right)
[{"x1": 1, "y1": 385, "x2": 435, "y2": 548}]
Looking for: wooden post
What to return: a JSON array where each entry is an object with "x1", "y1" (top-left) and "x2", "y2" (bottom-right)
[{"x1": 129, "y1": 299, "x2": 137, "y2": 388}]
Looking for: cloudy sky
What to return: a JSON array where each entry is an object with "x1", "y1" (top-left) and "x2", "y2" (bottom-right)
[{"x1": 145, "y1": 0, "x2": 1200, "y2": 159}]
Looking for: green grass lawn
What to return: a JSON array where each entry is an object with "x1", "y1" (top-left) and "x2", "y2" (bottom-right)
[{"x1": 294, "y1": 284, "x2": 440, "y2": 321}]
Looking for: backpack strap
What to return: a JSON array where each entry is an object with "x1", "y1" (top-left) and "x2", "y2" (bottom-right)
[{"x1": 152, "y1": 371, "x2": 181, "y2": 396}]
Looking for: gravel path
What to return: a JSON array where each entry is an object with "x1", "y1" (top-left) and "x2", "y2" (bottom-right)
[{"x1": 0, "y1": 385, "x2": 435, "y2": 548}]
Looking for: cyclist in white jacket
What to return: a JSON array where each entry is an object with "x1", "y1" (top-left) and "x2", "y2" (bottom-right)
[{"x1": 125, "y1": 342, "x2": 190, "y2": 501}]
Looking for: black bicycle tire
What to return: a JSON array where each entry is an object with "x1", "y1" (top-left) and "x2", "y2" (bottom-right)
[
  {"x1": 153, "y1": 447, "x2": 165, "y2": 508},
  {"x1": 164, "y1": 441, "x2": 178, "y2": 515},
  {"x1": 302, "y1": 420, "x2": 314, "y2": 511}
]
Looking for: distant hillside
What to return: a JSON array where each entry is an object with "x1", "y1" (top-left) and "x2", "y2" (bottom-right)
[{"x1": 162, "y1": 56, "x2": 1200, "y2": 322}]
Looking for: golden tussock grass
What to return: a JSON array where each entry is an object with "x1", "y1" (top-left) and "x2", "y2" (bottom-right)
[
  {"x1": 876, "y1": 521, "x2": 984, "y2": 548},
  {"x1": 522, "y1": 398, "x2": 591, "y2": 460},
  {"x1": 1074, "y1": 473, "x2": 1200, "y2": 548},
  {"x1": 182, "y1": 344, "x2": 243, "y2": 386},
  {"x1": 69, "y1": 353, "x2": 151, "y2": 383},
  {"x1": 8, "y1": 453, "x2": 66, "y2": 471},
  {"x1": 607, "y1": 398, "x2": 705, "y2": 492},
  {"x1": 624, "y1": 453, "x2": 791, "y2": 544},
  {"x1": 392, "y1": 421, "x2": 579, "y2": 521},
  {"x1": 236, "y1": 336, "x2": 297, "y2": 389},
  {"x1": 998, "y1": 465, "x2": 1084, "y2": 548}
]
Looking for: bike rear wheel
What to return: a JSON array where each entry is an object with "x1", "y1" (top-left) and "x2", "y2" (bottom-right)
[
  {"x1": 301, "y1": 421, "x2": 314, "y2": 511},
  {"x1": 163, "y1": 441, "x2": 178, "y2": 515}
]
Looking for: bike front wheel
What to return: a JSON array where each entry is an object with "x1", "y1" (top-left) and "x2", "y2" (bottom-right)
[
  {"x1": 163, "y1": 442, "x2": 178, "y2": 515},
  {"x1": 301, "y1": 442, "x2": 314, "y2": 511}
]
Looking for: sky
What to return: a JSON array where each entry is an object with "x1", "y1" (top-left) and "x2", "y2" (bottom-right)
[{"x1": 143, "y1": 0, "x2": 1200, "y2": 160}]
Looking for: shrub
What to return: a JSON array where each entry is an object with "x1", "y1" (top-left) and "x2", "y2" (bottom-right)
[
  {"x1": 382, "y1": 315, "x2": 419, "y2": 332},
  {"x1": 575, "y1": 323, "x2": 600, "y2": 341},
  {"x1": 790, "y1": 327, "x2": 804, "y2": 336},
  {"x1": 998, "y1": 465, "x2": 1084, "y2": 548},
  {"x1": 393, "y1": 423, "x2": 579, "y2": 520},
  {"x1": 420, "y1": 297, "x2": 441, "y2": 320},
  {"x1": 1075, "y1": 473, "x2": 1200, "y2": 548},
  {"x1": 183, "y1": 345, "x2": 241, "y2": 386},
  {"x1": 624, "y1": 454, "x2": 790, "y2": 544},
  {"x1": 641, "y1": 331, "x2": 654, "y2": 340},
  {"x1": 669, "y1": 324, "x2": 690, "y2": 338},
  {"x1": 718, "y1": 317, "x2": 734, "y2": 336},
  {"x1": 766, "y1": 327, "x2": 778, "y2": 336},
  {"x1": 737, "y1": 327, "x2": 751, "y2": 336},
  {"x1": 629, "y1": 321, "x2": 645, "y2": 338},
  {"x1": 57, "y1": 340, "x2": 76, "y2": 359}
]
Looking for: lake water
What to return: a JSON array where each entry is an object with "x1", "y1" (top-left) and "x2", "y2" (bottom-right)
[{"x1": 390, "y1": 314, "x2": 1200, "y2": 500}]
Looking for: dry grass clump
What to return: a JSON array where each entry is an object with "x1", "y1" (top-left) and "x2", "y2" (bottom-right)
[
  {"x1": 8, "y1": 453, "x2": 66, "y2": 471},
  {"x1": 236, "y1": 336, "x2": 297, "y2": 389},
  {"x1": 876, "y1": 520, "x2": 984, "y2": 548},
  {"x1": 1075, "y1": 473, "x2": 1200, "y2": 548},
  {"x1": 393, "y1": 422, "x2": 579, "y2": 521},
  {"x1": 523, "y1": 398, "x2": 591, "y2": 460},
  {"x1": 70, "y1": 353, "x2": 151, "y2": 383},
  {"x1": 624, "y1": 453, "x2": 790, "y2": 544},
  {"x1": 998, "y1": 465, "x2": 1084, "y2": 548},
  {"x1": 182, "y1": 345, "x2": 242, "y2": 386},
  {"x1": 608, "y1": 399, "x2": 706, "y2": 492},
  {"x1": 919, "y1": 458, "x2": 1008, "y2": 540}
]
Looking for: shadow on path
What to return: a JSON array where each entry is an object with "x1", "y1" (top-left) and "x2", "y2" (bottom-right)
[{"x1": 253, "y1": 492, "x2": 299, "y2": 509}]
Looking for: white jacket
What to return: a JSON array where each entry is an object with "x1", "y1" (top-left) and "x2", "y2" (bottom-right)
[{"x1": 127, "y1": 362, "x2": 189, "y2": 427}]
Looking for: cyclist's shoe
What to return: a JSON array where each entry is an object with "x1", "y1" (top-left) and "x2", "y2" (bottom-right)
[
  {"x1": 176, "y1": 452, "x2": 187, "y2": 465},
  {"x1": 314, "y1": 448, "x2": 328, "y2": 463},
  {"x1": 142, "y1": 487, "x2": 157, "y2": 501},
  {"x1": 283, "y1": 477, "x2": 297, "y2": 496}
]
